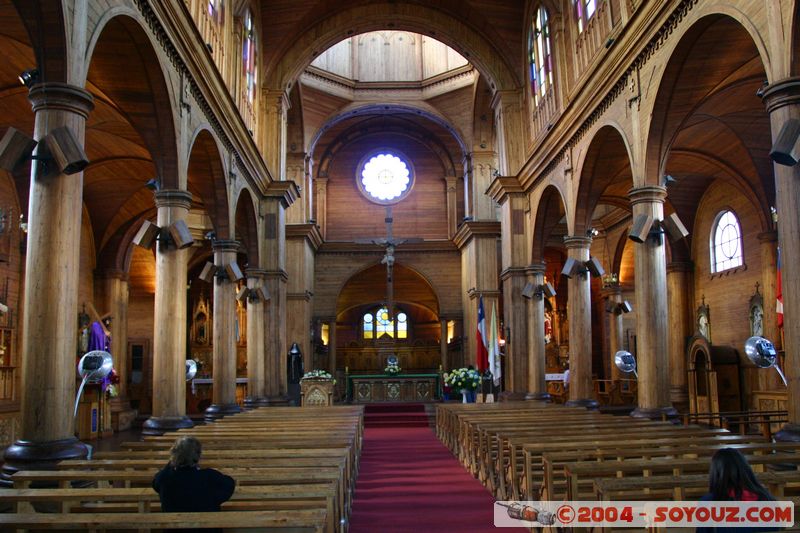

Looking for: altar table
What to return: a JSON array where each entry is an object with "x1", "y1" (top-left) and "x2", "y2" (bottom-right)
[{"x1": 347, "y1": 373, "x2": 441, "y2": 403}]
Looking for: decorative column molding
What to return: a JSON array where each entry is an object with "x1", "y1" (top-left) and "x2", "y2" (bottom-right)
[
  {"x1": 3, "y1": 83, "x2": 95, "y2": 483},
  {"x1": 315, "y1": 176, "x2": 328, "y2": 240},
  {"x1": 666, "y1": 261, "x2": 693, "y2": 408},
  {"x1": 260, "y1": 89, "x2": 290, "y2": 181},
  {"x1": 491, "y1": 89, "x2": 525, "y2": 177},
  {"x1": 525, "y1": 263, "x2": 550, "y2": 400},
  {"x1": 762, "y1": 78, "x2": 800, "y2": 440},
  {"x1": 285, "y1": 152, "x2": 307, "y2": 225},
  {"x1": 627, "y1": 185, "x2": 675, "y2": 419},
  {"x1": 440, "y1": 319, "x2": 449, "y2": 371},
  {"x1": 563, "y1": 235, "x2": 598, "y2": 409},
  {"x1": 143, "y1": 189, "x2": 194, "y2": 435},
  {"x1": 244, "y1": 268, "x2": 267, "y2": 407},
  {"x1": 463, "y1": 151, "x2": 498, "y2": 221},
  {"x1": 444, "y1": 175, "x2": 458, "y2": 239}
]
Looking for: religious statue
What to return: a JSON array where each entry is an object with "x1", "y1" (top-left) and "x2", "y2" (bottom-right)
[
  {"x1": 750, "y1": 283, "x2": 764, "y2": 337},
  {"x1": 697, "y1": 296, "x2": 711, "y2": 343}
]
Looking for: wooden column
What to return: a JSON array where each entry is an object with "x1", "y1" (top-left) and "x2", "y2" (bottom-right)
[
  {"x1": 667, "y1": 262, "x2": 693, "y2": 407},
  {"x1": 440, "y1": 319, "x2": 449, "y2": 371},
  {"x1": 464, "y1": 151, "x2": 497, "y2": 220},
  {"x1": 564, "y1": 236, "x2": 597, "y2": 408},
  {"x1": 260, "y1": 89, "x2": 289, "y2": 181},
  {"x1": 96, "y1": 269, "x2": 137, "y2": 430},
  {"x1": 315, "y1": 176, "x2": 328, "y2": 239},
  {"x1": 445, "y1": 176, "x2": 458, "y2": 239},
  {"x1": 205, "y1": 240, "x2": 242, "y2": 421},
  {"x1": 526, "y1": 263, "x2": 550, "y2": 400},
  {"x1": 142, "y1": 189, "x2": 194, "y2": 435},
  {"x1": 244, "y1": 269, "x2": 267, "y2": 407},
  {"x1": 628, "y1": 186, "x2": 675, "y2": 419},
  {"x1": 763, "y1": 78, "x2": 800, "y2": 440},
  {"x1": 603, "y1": 284, "x2": 624, "y2": 382},
  {"x1": 263, "y1": 270, "x2": 288, "y2": 400},
  {"x1": 2, "y1": 84, "x2": 94, "y2": 482}
]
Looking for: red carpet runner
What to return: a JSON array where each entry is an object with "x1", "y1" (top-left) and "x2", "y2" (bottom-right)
[{"x1": 349, "y1": 404, "x2": 526, "y2": 532}]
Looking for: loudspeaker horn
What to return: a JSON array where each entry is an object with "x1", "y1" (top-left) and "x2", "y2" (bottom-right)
[
  {"x1": 521, "y1": 282, "x2": 535, "y2": 299},
  {"x1": 256, "y1": 286, "x2": 271, "y2": 302},
  {"x1": 661, "y1": 213, "x2": 689, "y2": 242},
  {"x1": 235, "y1": 286, "x2": 250, "y2": 303},
  {"x1": 586, "y1": 256, "x2": 605, "y2": 278},
  {"x1": 225, "y1": 261, "x2": 244, "y2": 282},
  {"x1": 0, "y1": 127, "x2": 37, "y2": 172},
  {"x1": 619, "y1": 300, "x2": 633, "y2": 314},
  {"x1": 770, "y1": 118, "x2": 800, "y2": 167},
  {"x1": 198, "y1": 262, "x2": 217, "y2": 283},
  {"x1": 561, "y1": 257, "x2": 581, "y2": 278},
  {"x1": 44, "y1": 126, "x2": 89, "y2": 175},
  {"x1": 541, "y1": 282, "x2": 556, "y2": 298},
  {"x1": 168, "y1": 220, "x2": 194, "y2": 249},
  {"x1": 132, "y1": 220, "x2": 160, "y2": 249},
  {"x1": 628, "y1": 213, "x2": 654, "y2": 243}
]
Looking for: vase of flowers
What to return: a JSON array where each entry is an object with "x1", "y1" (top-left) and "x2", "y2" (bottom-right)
[
  {"x1": 384, "y1": 362, "x2": 402, "y2": 376},
  {"x1": 302, "y1": 369, "x2": 335, "y2": 384},
  {"x1": 445, "y1": 367, "x2": 481, "y2": 403}
]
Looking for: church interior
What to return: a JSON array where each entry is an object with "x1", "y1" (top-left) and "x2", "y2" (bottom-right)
[{"x1": 0, "y1": 0, "x2": 800, "y2": 530}]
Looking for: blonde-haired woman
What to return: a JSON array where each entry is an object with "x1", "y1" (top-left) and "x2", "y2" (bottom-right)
[{"x1": 152, "y1": 436, "x2": 235, "y2": 531}]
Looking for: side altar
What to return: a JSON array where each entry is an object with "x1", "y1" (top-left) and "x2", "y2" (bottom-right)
[{"x1": 347, "y1": 373, "x2": 441, "y2": 403}]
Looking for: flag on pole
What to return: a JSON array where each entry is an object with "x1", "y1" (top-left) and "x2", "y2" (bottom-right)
[
  {"x1": 777, "y1": 246, "x2": 784, "y2": 328},
  {"x1": 488, "y1": 302, "x2": 502, "y2": 386},
  {"x1": 476, "y1": 295, "x2": 489, "y2": 372}
]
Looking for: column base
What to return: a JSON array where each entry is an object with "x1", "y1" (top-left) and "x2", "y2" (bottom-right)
[
  {"x1": 204, "y1": 403, "x2": 242, "y2": 422},
  {"x1": 1, "y1": 437, "x2": 89, "y2": 488},
  {"x1": 243, "y1": 397, "x2": 271, "y2": 409},
  {"x1": 630, "y1": 406, "x2": 679, "y2": 422},
  {"x1": 142, "y1": 415, "x2": 194, "y2": 436},
  {"x1": 774, "y1": 423, "x2": 800, "y2": 442},
  {"x1": 565, "y1": 398, "x2": 600, "y2": 410},
  {"x1": 524, "y1": 391, "x2": 551, "y2": 401}
]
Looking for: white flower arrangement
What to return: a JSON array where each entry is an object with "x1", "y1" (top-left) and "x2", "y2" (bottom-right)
[
  {"x1": 384, "y1": 362, "x2": 402, "y2": 375},
  {"x1": 445, "y1": 367, "x2": 481, "y2": 391},
  {"x1": 302, "y1": 369, "x2": 333, "y2": 380}
]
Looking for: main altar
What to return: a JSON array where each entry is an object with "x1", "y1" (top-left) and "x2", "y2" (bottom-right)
[{"x1": 347, "y1": 373, "x2": 441, "y2": 403}]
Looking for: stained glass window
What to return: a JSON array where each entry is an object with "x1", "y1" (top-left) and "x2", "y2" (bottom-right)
[
  {"x1": 529, "y1": 5, "x2": 552, "y2": 106},
  {"x1": 711, "y1": 210, "x2": 743, "y2": 273},
  {"x1": 242, "y1": 9, "x2": 257, "y2": 104},
  {"x1": 360, "y1": 153, "x2": 411, "y2": 202},
  {"x1": 363, "y1": 313, "x2": 374, "y2": 339},
  {"x1": 575, "y1": 0, "x2": 598, "y2": 33},
  {"x1": 207, "y1": 0, "x2": 224, "y2": 25},
  {"x1": 376, "y1": 307, "x2": 394, "y2": 338},
  {"x1": 397, "y1": 312, "x2": 408, "y2": 339}
]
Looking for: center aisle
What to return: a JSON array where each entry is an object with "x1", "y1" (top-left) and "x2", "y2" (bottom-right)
[{"x1": 349, "y1": 404, "x2": 526, "y2": 533}]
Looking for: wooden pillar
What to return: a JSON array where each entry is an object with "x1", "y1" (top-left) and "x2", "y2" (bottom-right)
[
  {"x1": 315, "y1": 177, "x2": 328, "y2": 239},
  {"x1": 263, "y1": 270, "x2": 288, "y2": 400},
  {"x1": 564, "y1": 236, "x2": 597, "y2": 408},
  {"x1": 763, "y1": 78, "x2": 800, "y2": 440},
  {"x1": 205, "y1": 240, "x2": 242, "y2": 421},
  {"x1": 758, "y1": 232, "x2": 781, "y2": 390},
  {"x1": 628, "y1": 186, "x2": 675, "y2": 419},
  {"x1": 142, "y1": 189, "x2": 194, "y2": 434},
  {"x1": 445, "y1": 176, "x2": 458, "y2": 239},
  {"x1": 667, "y1": 262, "x2": 693, "y2": 407},
  {"x1": 464, "y1": 152, "x2": 497, "y2": 220},
  {"x1": 328, "y1": 318, "x2": 337, "y2": 374},
  {"x1": 526, "y1": 263, "x2": 550, "y2": 400},
  {"x1": 603, "y1": 284, "x2": 624, "y2": 382},
  {"x1": 244, "y1": 269, "x2": 267, "y2": 407},
  {"x1": 260, "y1": 89, "x2": 289, "y2": 181},
  {"x1": 440, "y1": 319, "x2": 448, "y2": 371},
  {"x1": 2, "y1": 83, "x2": 94, "y2": 481}
]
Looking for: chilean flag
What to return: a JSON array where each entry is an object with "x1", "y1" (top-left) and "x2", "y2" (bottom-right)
[
  {"x1": 476, "y1": 295, "x2": 489, "y2": 372},
  {"x1": 777, "y1": 247, "x2": 784, "y2": 328}
]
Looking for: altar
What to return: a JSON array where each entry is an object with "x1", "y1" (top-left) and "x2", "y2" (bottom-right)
[{"x1": 347, "y1": 373, "x2": 441, "y2": 403}]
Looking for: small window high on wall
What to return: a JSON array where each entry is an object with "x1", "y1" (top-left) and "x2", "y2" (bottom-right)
[
  {"x1": 574, "y1": 0, "x2": 597, "y2": 33},
  {"x1": 242, "y1": 9, "x2": 257, "y2": 104},
  {"x1": 529, "y1": 5, "x2": 553, "y2": 106},
  {"x1": 208, "y1": 0, "x2": 224, "y2": 25},
  {"x1": 710, "y1": 210, "x2": 743, "y2": 273},
  {"x1": 363, "y1": 307, "x2": 410, "y2": 340}
]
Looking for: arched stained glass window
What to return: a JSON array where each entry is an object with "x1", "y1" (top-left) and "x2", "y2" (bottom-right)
[
  {"x1": 242, "y1": 9, "x2": 257, "y2": 104},
  {"x1": 529, "y1": 5, "x2": 553, "y2": 107},
  {"x1": 397, "y1": 312, "x2": 408, "y2": 339},
  {"x1": 207, "y1": 0, "x2": 224, "y2": 25},
  {"x1": 710, "y1": 210, "x2": 744, "y2": 273},
  {"x1": 363, "y1": 313, "x2": 374, "y2": 339},
  {"x1": 376, "y1": 307, "x2": 394, "y2": 338},
  {"x1": 574, "y1": 0, "x2": 597, "y2": 33}
]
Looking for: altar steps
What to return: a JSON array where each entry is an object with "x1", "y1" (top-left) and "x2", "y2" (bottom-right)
[{"x1": 363, "y1": 403, "x2": 431, "y2": 428}]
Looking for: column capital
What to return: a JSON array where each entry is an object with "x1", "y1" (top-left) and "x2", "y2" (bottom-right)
[
  {"x1": 525, "y1": 262, "x2": 547, "y2": 276},
  {"x1": 28, "y1": 83, "x2": 94, "y2": 117},
  {"x1": 563, "y1": 235, "x2": 592, "y2": 250},
  {"x1": 262, "y1": 269, "x2": 289, "y2": 282},
  {"x1": 245, "y1": 268, "x2": 268, "y2": 279},
  {"x1": 758, "y1": 230, "x2": 779, "y2": 244},
  {"x1": 212, "y1": 239, "x2": 240, "y2": 254},
  {"x1": 154, "y1": 189, "x2": 193, "y2": 209},
  {"x1": 264, "y1": 180, "x2": 299, "y2": 208},
  {"x1": 667, "y1": 261, "x2": 694, "y2": 273},
  {"x1": 500, "y1": 266, "x2": 528, "y2": 281},
  {"x1": 628, "y1": 185, "x2": 667, "y2": 205},
  {"x1": 761, "y1": 77, "x2": 800, "y2": 114}
]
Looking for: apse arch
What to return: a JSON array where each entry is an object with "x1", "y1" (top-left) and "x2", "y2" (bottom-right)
[
  {"x1": 84, "y1": 13, "x2": 180, "y2": 189},
  {"x1": 268, "y1": 3, "x2": 519, "y2": 94},
  {"x1": 573, "y1": 123, "x2": 634, "y2": 237},
  {"x1": 187, "y1": 127, "x2": 230, "y2": 240},
  {"x1": 233, "y1": 187, "x2": 260, "y2": 266}
]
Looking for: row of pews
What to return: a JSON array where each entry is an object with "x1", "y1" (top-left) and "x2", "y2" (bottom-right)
[
  {"x1": 0, "y1": 405, "x2": 364, "y2": 532},
  {"x1": 437, "y1": 402, "x2": 800, "y2": 509}
]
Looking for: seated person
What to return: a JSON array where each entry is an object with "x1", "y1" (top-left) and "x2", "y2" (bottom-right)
[{"x1": 153, "y1": 436, "x2": 235, "y2": 531}]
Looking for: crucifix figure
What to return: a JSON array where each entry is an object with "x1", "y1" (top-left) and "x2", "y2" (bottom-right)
[{"x1": 356, "y1": 206, "x2": 421, "y2": 323}]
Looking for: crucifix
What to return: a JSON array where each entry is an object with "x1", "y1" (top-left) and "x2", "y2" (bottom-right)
[{"x1": 356, "y1": 206, "x2": 421, "y2": 324}]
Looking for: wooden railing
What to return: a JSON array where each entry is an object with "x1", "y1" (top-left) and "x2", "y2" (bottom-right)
[
  {"x1": 531, "y1": 87, "x2": 557, "y2": 136},
  {"x1": 574, "y1": 1, "x2": 615, "y2": 78},
  {"x1": 674, "y1": 410, "x2": 789, "y2": 440}
]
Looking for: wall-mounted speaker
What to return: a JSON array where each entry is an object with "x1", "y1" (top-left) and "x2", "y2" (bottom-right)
[
  {"x1": 235, "y1": 286, "x2": 250, "y2": 303},
  {"x1": 0, "y1": 127, "x2": 37, "y2": 172},
  {"x1": 256, "y1": 286, "x2": 271, "y2": 302},
  {"x1": 561, "y1": 257, "x2": 581, "y2": 278},
  {"x1": 225, "y1": 261, "x2": 244, "y2": 282},
  {"x1": 44, "y1": 126, "x2": 89, "y2": 175},
  {"x1": 521, "y1": 282, "x2": 535, "y2": 299},
  {"x1": 770, "y1": 118, "x2": 800, "y2": 167},
  {"x1": 619, "y1": 300, "x2": 633, "y2": 314},
  {"x1": 198, "y1": 262, "x2": 217, "y2": 283},
  {"x1": 168, "y1": 220, "x2": 194, "y2": 249},
  {"x1": 661, "y1": 213, "x2": 689, "y2": 242},
  {"x1": 541, "y1": 282, "x2": 556, "y2": 298},
  {"x1": 586, "y1": 256, "x2": 605, "y2": 278},
  {"x1": 132, "y1": 220, "x2": 160, "y2": 249},
  {"x1": 628, "y1": 213, "x2": 654, "y2": 243}
]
